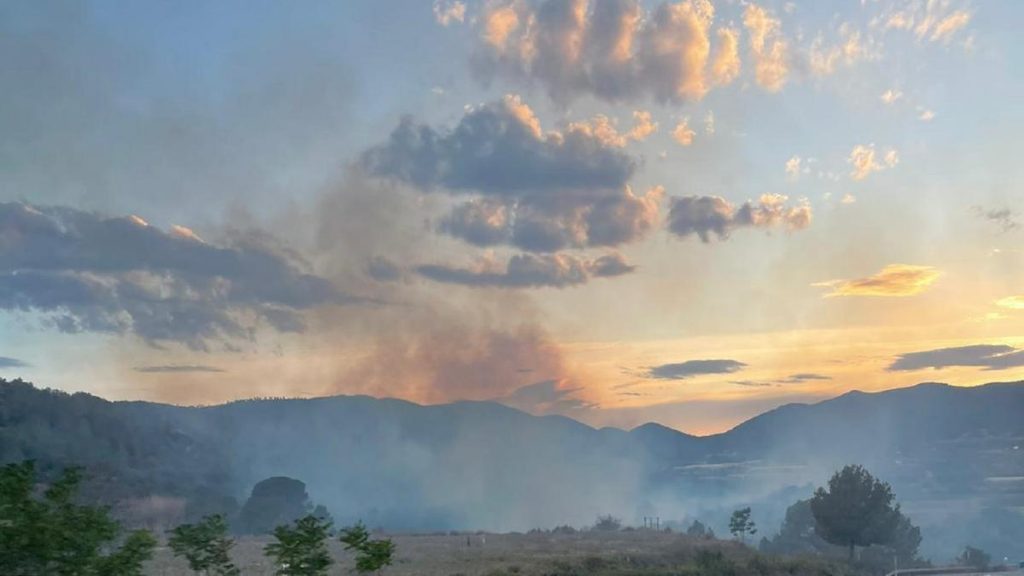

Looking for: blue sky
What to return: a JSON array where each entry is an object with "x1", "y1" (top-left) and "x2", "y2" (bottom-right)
[{"x1": 2, "y1": 0, "x2": 1022, "y2": 433}]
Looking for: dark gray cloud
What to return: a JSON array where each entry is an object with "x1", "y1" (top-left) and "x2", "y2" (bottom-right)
[
  {"x1": 782, "y1": 373, "x2": 832, "y2": 382},
  {"x1": 888, "y1": 344, "x2": 1024, "y2": 372},
  {"x1": 0, "y1": 202, "x2": 350, "y2": 350},
  {"x1": 360, "y1": 96, "x2": 635, "y2": 196},
  {"x1": 366, "y1": 256, "x2": 403, "y2": 283},
  {"x1": 361, "y1": 96, "x2": 663, "y2": 253},
  {"x1": 647, "y1": 359, "x2": 747, "y2": 380},
  {"x1": 972, "y1": 206, "x2": 1018, "y2": 232},
  {"x1": 667, "y1": 194, "x2": 812, "y2": 242},
  {"x1": 416, "y1": 252, "x2": 634, "y2": 289},
  {"x1": 0, "y1": 356, "x2": 28, "y2": 369},
  {"x1": 134, "y1": 365, "x2": 225, "y2": 374}
]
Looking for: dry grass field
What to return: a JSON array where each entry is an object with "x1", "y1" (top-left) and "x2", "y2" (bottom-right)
[{"x1": 145, "y1": 529, "x2": 849, "y2": 576}]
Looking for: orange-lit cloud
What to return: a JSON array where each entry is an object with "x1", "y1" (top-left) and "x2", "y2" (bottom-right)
[
  {"x1": 743, "y1": 3, "x2": 788, "y2": 92},
  {"x1": 672, "y1": 119, "x2": 695, "y2": 146},
  {"x1": 433, "y1": 0, "x2": 466, "y2": 26},
  {"x1": 814, "y1": 264, "x2": 941, "y2": 297},
  {"x1": 710, "y1": 26, "x2": 741, "y2": 85},
  {"x1": 996, "y1": 295, "x2": 1024, "y2": 310},
  {"x1": 568, "y1": 110, "x2": 658, "y2": 147},
  {"x1": 848, "y1": 144, "x2": 898, "y2": 181}
]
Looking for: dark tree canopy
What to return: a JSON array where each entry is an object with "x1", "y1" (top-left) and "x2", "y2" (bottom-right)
[
  {"x1": 339, "y1": 521, "x2": 396, "y2": 574},
  {"x1": 264, "y1": 515, "x2": 333, "y2": 576},
  {"x1": 762, "y1": 497, "x2": 922, "y2": 568},
  {"x1": 168, "y1": 514, "x2": 240, "y2": 575},
  {"x1": 810, "y1": 465, "x2": 902, "y2": 559},
  {"x1": 238, "y1": 476, "x2": 310, "y2": 534},
  {"x1": 0, "y1": 460, "x2": 155, "y2": 576}
]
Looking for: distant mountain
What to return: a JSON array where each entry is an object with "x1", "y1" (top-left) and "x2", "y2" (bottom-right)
[{"x1": 2, "y1": 378, "x2": 1022, "y2": 560}]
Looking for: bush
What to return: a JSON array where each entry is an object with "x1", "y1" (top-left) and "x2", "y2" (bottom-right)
[{"x1": 593, "y1": 514, "x2": 622, "y2": 531}]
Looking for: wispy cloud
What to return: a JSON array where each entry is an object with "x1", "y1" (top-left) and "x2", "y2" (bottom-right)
[
  {"x1": 996, "y1": 296, "x2": 1024, "y2": 310},
  {"x1": 888, "y1": 344, "x2": 1024, "y2": 371},
  {"x1": 0, "y1": 356, "x2": 29, "y2": 369},
  {"x1": 134, "y1": 365, "x2": 226, "y2": 374},
  {"x1": 647, "y1": 359, "x2": 747, "y2": 380},
  {"x1": 730, "y1": 372, "x2": 831, "y2": 387},
  {"x1": 972, "y1": 206, "x2": 1019, "y2": 233},
  {"x1": 814, "y1": 264, "x2": 941, "y2": 297},
  {"x1": 416, "y1": 252, "x2": 634, "y2": 289}
]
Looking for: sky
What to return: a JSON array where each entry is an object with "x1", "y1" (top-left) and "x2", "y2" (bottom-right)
[{"x1": 1, "y1": 0, "x2": 1022, "y2": 435}]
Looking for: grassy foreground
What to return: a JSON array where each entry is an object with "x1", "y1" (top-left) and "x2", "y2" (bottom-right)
[{"x1": 146, "y1": 530, "x2": 856, "y2": 576}]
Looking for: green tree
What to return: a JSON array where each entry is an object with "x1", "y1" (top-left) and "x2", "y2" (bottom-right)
[
  {"x1": 810, "y1": 464, "x2": 901, "y2": 560},
  {"x1": 92, "y1": 530, "x2": 158, "y2": 576},
  {"x1": 168, "y1": 514, "x2": 240, "y2": 575},
  {"x1": 0, "y1": 460, "x2": 155, "y2": 576},
  {"x1": 239, "y1": 476, "x2": 311, "y2": 534},
  {"x1": 729, "y1": 507, "x2": 757, "y2": 544},
  {"x1": 264, "y1": 515, "x2": 333, "y2": 576},
  {"x1": 339, "y1": 521, "x2": 396, "y2": 575}
]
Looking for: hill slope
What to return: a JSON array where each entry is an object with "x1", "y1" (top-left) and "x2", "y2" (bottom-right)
[{"x1": 2, "y1": 378, "x2": 1022, "y2": 558}]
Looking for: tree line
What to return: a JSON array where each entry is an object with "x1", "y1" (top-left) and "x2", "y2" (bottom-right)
[{"x1": 0, "y1": 461, "x2": 394, "y2": 576}]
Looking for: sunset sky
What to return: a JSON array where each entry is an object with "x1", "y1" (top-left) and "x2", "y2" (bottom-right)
[{"x1": 2, "y1": 0, "x2": 1022, "y2": 434}]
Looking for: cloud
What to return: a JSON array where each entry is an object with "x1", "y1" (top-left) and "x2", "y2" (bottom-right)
[
  {"x1": 0, "y1": 202, "x2": 349, "y2": 349},
  {"x1": 361, "y1": 95, "x2": 636, "y2": 196},
  {"x1": 134, "y1": 365, "x2": 225, "y2": 373},
  {"x1": 917, "y1": 108, "x2": 935, "y2": 122},
  {"x1": 710, "y1": 27, "x2": 741, "y2": 85},
  {"x1": 848, "y1": 144, "x2": 898, "y2": 180},
  {"x1": 666, "y1": 194, "x2": 812, "y2": 242},
  {"x1": 743, "y1": 3, "x2": 789, "y2": 91},
  {"x1": 880, "y1": 89, "x2": 903, "y2": 104},
  {"x1": 803, "y1": 20, "x2": 882, "y2": 79},
  {"x1": 813, "y1": 264, "x2": 941, "y2": 297},
  {"x1": 996, "y1": 296, "x2": 1024, "y2": 310},
  {"x1": 470, "y1": 0, "x2": 743, "y2": 104},
  {"x1": 366, "y1": 256, "x2": 403, "y2": 283},
  {"x1": 731, "y1": 372, "x2": 832, "y2": 387},
  {"x1": 416, "y1": 252, "x2": 634, "y2": 289},
  {"x1": 888, "y1": 344, "x2": 1024, "y2": 372},
  {"x1": 647, "y1": 358, "x2": 746, "y2": 380},
  {"x1": 672, "y1": 119, "x2": 696, "y2": 146},
  {"x1": 783, "y1": 372, "x2": 832, "y2": 383},
  {"x1": 972, "y1": 206, "x2": 1019, "y2": 233},
  {"x1": 0, "y1": 356, "x2": 29, "y2": 369},
  {"x1": 881, "y1": 1, "x2": 972, "y2": 44},
  {"x1": 498, "y1": 378, "x2": 590, "y2": 414},
  {"x1": 363, "y1": 96, "x2": 665, "y2": 252},
  {"x1": 433, "y1": 0, "x2": 467, "y2": 26},
  {"x1": 566, "y1": 110, "x2": 658, "y2": 147},
  {"x1": 785, "y1": 156, "x2": 801, "y2": 179}
]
